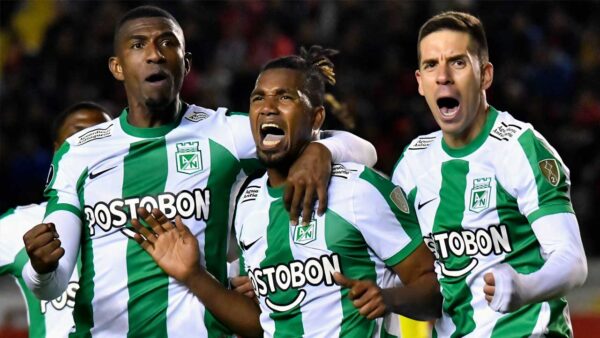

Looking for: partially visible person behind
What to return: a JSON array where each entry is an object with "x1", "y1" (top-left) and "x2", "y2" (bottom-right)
[
  {"x1": 0, "y1": 102, "x2": 111, "y2": 338},
  {"x1": 129, "y1": 46, "x2": 441, "y2": 338},
  {"x1": 392, "y1": 11, "x2": 587, "y2": 337}
]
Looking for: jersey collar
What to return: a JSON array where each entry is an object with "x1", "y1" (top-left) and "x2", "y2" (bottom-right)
[
  {"x1": 441, "y1": 106, "x2": 499, "y2": 158},
  {"x1": 119, "y1": 102, "x2": 189, "y2": 138}
]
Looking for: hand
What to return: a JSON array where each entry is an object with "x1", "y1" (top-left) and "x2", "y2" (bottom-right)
[
  {"x1": 484, "y1": 263, "x2": 523, "y2": 313},
  {"x1": 23, "y1": 223, "x2": 64, "y2": 274},
  {"x1": 285, "y1": 142, "x2": 331, "y2": 225},
  {"x1": 334, "y1": 272, "x2": 385, "y2": 319},
  {"x1": 231, "y1": 276, "x2": 257, "y2": 303},
  {"x1": 131, "y1": 208, "x2": 201, "y2": 285}
]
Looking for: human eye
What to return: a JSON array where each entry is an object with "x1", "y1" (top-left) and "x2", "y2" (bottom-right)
[
  {"x1": 131, "y1": 41, "x2": 144, "y2": 49},
  {"x1": 453, "y1": 59, "x2": 466, "y2": 68},
  {"x1": 422, "y1": 61, "x2": 435, "y2": 70},
  {"x1": 250, "y1": 95, "x2": 264, "y2": 103}
]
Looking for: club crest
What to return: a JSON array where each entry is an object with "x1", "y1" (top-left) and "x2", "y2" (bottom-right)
[
  {"x1": 176, "y1": 141, "x2": 204, "y2": 174},
  {"x1": 469, "y1": 177, "x2": 492, "y2": 213}
]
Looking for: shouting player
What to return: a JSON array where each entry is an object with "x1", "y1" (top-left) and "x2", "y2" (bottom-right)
[
  {"x1": 130, "y1": 46, "x2": 441, "y2": 337},
  {"x1": 392, "y1": 11, "x2": 587, "y2": 337},
  {"x1": 21, "y1": 6, "x2": 376, "y2": 337}
]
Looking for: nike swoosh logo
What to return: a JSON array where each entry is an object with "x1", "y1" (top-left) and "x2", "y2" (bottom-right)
[
  {"x1": 89, "y1": 166, "x2": 116, "y2": 179},
  {"x1": 417, "y1": 198, "x2": 437, "y2": 210},
  {"x1": 240, "y1": 237, "x2": 262, "y2": 251}
]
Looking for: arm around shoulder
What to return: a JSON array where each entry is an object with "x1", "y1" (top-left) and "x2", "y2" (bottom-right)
[{"x1": 317, "y1": 130, "x2": 377, "y2": 166}]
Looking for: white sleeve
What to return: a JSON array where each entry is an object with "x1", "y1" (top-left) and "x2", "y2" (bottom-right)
[
  {"x1": 225, "y1": 112, "x2": 256, "y2": 161},
  {"x1": 316, "y1": 130, "x2": 377, "y2": 167},
  {"x1": 22, "y1": 210, "x2": 81, "y2": 300},
  {"x1": 489, "y1": 213, "x2": 587, "y2": 313}
]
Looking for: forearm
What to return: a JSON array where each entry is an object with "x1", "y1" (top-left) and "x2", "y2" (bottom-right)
[
  {"x1": 317, "y1": 130, "x2": 377, "y2": 166},
  {"x1": 186, "y1": 269, "x2": 263, "y2": 337},
  {"x1": 382, "y1": 272, "x2": 441, "y2": 320},
  {"x1": 490, "y1": 213, "x2": 587, "y2": 312},
  {"x1": 519, "y1": 213, "x2": 586, "y2": 302},
  {"x1": 23, "y1": 211, "x2": 80, "y2": 300}
]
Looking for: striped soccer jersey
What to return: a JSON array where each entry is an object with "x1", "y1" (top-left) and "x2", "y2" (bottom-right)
[
  {"x1": 392, "y1": 107, "x2": 575, "y2": 337},
  {"x1": 0, "y1": 203, "x2": 80, "y2": 338},
  {"x1": 235, "y1": 163, "x2": 423, "y2": 338},
  {"x1": 45, "y1": 104, "x2": 259, "y2": 337}
]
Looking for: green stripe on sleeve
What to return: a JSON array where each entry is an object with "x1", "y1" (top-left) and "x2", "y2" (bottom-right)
[
  {"x1": 517, "y1": 130, "x2": 573, "y2": 223},
  {"x1": 358, "y1": 167, "x2": 422, "y2": 266},
  {"x1": 14, "y1": 248, "x2": 46, "y2": 338}
]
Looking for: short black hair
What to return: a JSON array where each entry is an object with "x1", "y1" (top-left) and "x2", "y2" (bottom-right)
[
  {"x1": 261, "y1": 45, "x2": 338, "y2": 107},
  {"x1": 113, "y1": 5, "x2": 182, "y2": 53},
  {"x1": 417, "y1": 11, "x2": 489, "y2": 65},
  {"x1": 52, "y1": 102, "x2": 112, "y2": 143}
]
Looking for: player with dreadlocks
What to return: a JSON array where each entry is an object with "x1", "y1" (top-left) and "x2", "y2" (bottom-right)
[{"x1": 129, "y1": 46, "x2": 442, "y2": 337}]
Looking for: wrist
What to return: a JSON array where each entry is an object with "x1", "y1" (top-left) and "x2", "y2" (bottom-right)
[{"x1": 308, "y1": 142, "x2": 332, "y2": 163}]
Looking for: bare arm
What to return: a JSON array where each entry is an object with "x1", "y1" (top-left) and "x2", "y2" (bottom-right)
[
  {"x1": 334, "y1": 243, "x2": 441, "y2": 321},
  {"x1": 130, "y1": 208, "x2": 262, "y2": 337}
]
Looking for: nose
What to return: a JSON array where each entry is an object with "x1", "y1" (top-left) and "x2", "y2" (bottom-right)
[
  {"x1": 259, "y1": 95, "x2": 279, "y2": 115},
  {"x1": 436, "y1": 63, "x2": 453, "y2": 85},
  {"x1": 146, "y1": 42, "x2": 166, "y2": 64}
]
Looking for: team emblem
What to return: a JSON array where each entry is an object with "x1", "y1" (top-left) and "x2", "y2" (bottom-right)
[
  {"x1": 176, "y1": 141, "x2": 203, "y2": 174},
  {"x1": 469, "y1": 177, "x2": 491, "y2": 213},
  {"x1": 390, "y1": 186, "x2": 410, "y2": 214},
  {"x1": 293, "y1": 218, "x2": 317, "y2": 245},
  {"x1": 538, "y1": 159, "x2": 560, "y2": 186}
]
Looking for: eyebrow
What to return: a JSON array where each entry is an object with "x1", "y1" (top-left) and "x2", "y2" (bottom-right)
[
  {"x1": 250, "y1": 88, "x2": 296, "y2": 96},
  {"x1": 421, "y1": 53, "x2": 468, "y2": 66},
  {"x1": 127, "y1": 31, "x2": 179, "y2": 42}
]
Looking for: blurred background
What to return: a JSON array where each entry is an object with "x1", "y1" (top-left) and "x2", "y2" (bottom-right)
[{"x1": 0, "y1": 0, "x2": 598, "y2": 336}]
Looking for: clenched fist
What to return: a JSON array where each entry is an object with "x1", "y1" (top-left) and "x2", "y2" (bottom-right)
[{"x1": 23, "y1": 223, "x2": 64, "y2": 274}]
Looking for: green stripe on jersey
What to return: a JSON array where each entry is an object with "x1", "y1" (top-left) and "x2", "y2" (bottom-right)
[
  {"x1": 496, "y1": 180, "x2": 544, "y2": 274},
  {"x1": 72, "y1": 209, "x2": 96, "y2": 336},
  {"x1": 0, "y1": 208, "x2": 15, "y2": 219},
  {"x1": 124, "y1": 138, "x2": 169, "y2": 337},
  {"x1": 491, "y1": 302, "x2": 541, "y2": 337},
  {"x1": 14, "y1": 247, "x2": 46, "y2": 338},
  {"x1": 45, "y1": 142, "x2": 82, "y2": 218},
  {"x1": 517, "y1": 130, "x2": 573, "y2": 223},
  {"x1": 433, "y1": 160, "x2": 475, "y2": 338},
  {"x1": 324, "y1": 209, "x2": 376, "y2": 337},
  {"x1": 546, "y1": 298, "x2": 572, "y2": 337},
  {"x1": 263, "y1": 186, "x2": 305, "y2": 337},
  {"x1": 203, "y1": 140, "x2": 240, "y2": 337},
  {"x1": 359, "y1": 167, "x2": 422, "y2": 264}
]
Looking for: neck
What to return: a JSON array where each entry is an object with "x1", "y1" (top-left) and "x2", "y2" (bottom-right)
[
  {"x1": 126, "y1": 98, "x2": 181, "y2": 128},
  {"x1": 266, "y1": 166, "x2": 289, "y2": 189},
  {"x1": 443, "y1": 101, "x2": 489, "y2": 148}
]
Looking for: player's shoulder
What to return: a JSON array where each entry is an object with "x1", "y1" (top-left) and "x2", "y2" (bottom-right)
[
  {"x1": 0, "y1": 202, "x2": 46, "y2": 239},
  {"x1": 394, "y1": 130, "x2": 443, "y2": 169},
  {"x1": 65, "y1": 118, "x2": 117, "y2": 149},
  {"x1": 488, "y1": 107, "x2": 533, "y2": 145},
  {"x1": 330, "y1": 162, "x2": 393, "y2": 199},
  {"x1": 181, "y1": 104, "x2": 232, "y2": 124}
]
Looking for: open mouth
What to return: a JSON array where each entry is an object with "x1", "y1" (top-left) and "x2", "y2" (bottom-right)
[
  {"x1": 145, "y1": 72, "x2": 168, "y2": 83},
  {"x1": 437, "y1": 97, "x2": 460, "y2": 117},
  {"x1": 260, "y1": 123, "x2": 285, "y2": 148}
]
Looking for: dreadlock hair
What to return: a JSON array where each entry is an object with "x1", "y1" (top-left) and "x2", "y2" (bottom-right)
[
  {"x1": 52, "y1": 102, "x2": 112, "y2": 143},
  {"x1": 417, "y1": 11, "x2": 489, "y2": 65},
  {"x1": 113, "y1": 5, "x2": 182, "y2": 53},
  {"x1": 261, "y1": 45, "x2": 338, "y2": 108}
]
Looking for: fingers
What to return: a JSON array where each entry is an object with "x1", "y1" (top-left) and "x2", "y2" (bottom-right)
[
  {"x1": 300, "y1": 187, "x2": 315, "y2": 225},
  {"x1": 483, "y1": 272, "x2": 496, "y2": 304},
  {"x1": 131, "y1": 218, "x2": 157, "y2": 246},
  {"x1": 137, "y1": 208, "x2": 166, "y2": 235},
  {"x1": 288, "y1": 183, "x2": 305, "y2": 226},
  {"x1": 231, "y1": 276, "x2": 255, "y2": 298},
  {"x1": 316, "y1": 181, "x2": 328, "y2": 216},
  {"x1": 152, "y1": 208, "x2": 172, "y2": 229},
  {"x1": 333, "y1": 272, "x2": 355, "y2": 289}
]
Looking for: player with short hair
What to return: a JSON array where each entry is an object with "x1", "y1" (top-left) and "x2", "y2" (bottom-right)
[
  {"x1": 130, "y1": 46, "x2": 441, "y2": 338},
  {"x1": 0, "y1": 102, "x2": 111, "y2": 338},
  {"x1": 392, "y1": 11, "x2": 587, "y2": 337},
  {"x1": 21, "y1": 6, "x2": 377, "y2": 337}
]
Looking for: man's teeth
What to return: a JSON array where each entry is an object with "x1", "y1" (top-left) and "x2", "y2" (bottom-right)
[
  {"x1": 440, "y1": 106, "x2": 459, "y2": 116},
  {"x1": 261, "y1": 123, "x2": 280, "y2": 130},
  {"x1": 263, "y1": 134, "x2": 284, "y2": 147}
]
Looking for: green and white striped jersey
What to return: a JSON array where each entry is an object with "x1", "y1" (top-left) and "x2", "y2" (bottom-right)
[
  {"x1": 235, "y1": 162, "x2": 423, "y2": 338},
  {"x1": 392, "y1": 107, "x2": 574, "y2": 338},
  {"x1": 0, "y1": 203, "x2": 80, "y2": 338},
  {"x1": 45, "y1": 104, "x2": 259, "y2": 337}
]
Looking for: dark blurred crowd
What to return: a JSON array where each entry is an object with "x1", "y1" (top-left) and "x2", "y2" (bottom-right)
[{"x1": 1, "y1": 0, "x2": 599, "y2": 255}]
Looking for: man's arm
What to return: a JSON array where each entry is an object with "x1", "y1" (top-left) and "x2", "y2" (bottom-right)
[
  {"x1": 22, "y1": 211, "x2": 81, "y2": 300},
  {"x1": 130, "y1": 208, "x2": 262, "y2": 337},
  {"x1": 316, "y1": 130, "x2": 377, "y2": 167},
  {"x1": 334, "y1": 243, "x2": 441, "y2": 320},
  {"x1": 484, "y1": 213, "x2": 587, "y2": 313}
]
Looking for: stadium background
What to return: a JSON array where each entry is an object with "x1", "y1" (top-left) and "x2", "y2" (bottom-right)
[{"x1": 0, "y1": 0, "x2": 598, "y2": 336}]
